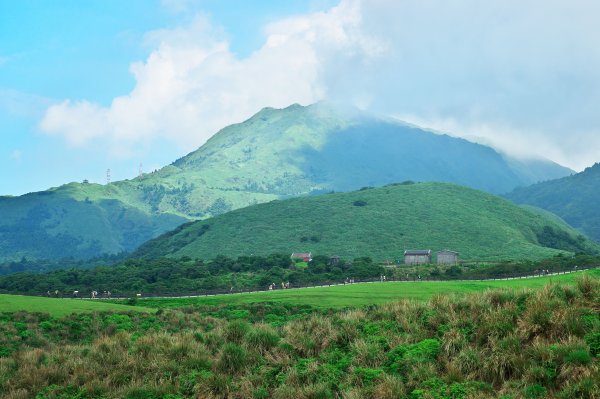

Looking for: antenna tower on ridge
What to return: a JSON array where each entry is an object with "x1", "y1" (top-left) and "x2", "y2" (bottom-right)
[
  {"x1": 139, "y1": 163, "x2": 144, "y2": 179},
  {"x1": 106, "y1": 168, "x2": 111, "y2": 185}
]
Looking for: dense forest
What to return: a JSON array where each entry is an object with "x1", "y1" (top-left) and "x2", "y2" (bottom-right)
[{"x1": 0, "y1": 254, "x2": 384, "y2": 296}]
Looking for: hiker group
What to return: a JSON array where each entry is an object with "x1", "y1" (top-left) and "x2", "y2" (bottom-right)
[
  {"x1": 90, "y1": 290, "x2": 111, "y2": 299},
  {"x1": 268, "y1": 281, "x2": 290, "y2": 290}
]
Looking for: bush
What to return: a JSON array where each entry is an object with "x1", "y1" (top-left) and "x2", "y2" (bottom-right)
[
  {"x1": 218, "y1": 343, "x2": 247, "y2": 374},
  {"x1": 246, "y1": 327, "x2": 280, "y2": 353},
  {"x1": 353, "y1": 200, "x2": 368, "y2": 207},
  {"x1": 564, "y1": 349, "x2": 592, "y2": 365},
  {"x1": 386, "y1": 339, "x2": 441, "y2": 375},
  {"x1": 584, "y1": 332, "x2": 600, "y2": 356},
  {"x1": 353, "y1": 367, "x2": 384, "y2": 386},
  {"x1": 126, "y1": 297, "x2": 138, "y2": 306},
  {"x1": 34, "y1": 384, "x2": 90, "y2": 399},
  {"x1": 523, "y1": 384, "x2": 547, "y2": 399},
  {"x1": 253, "y1": 387, "x2": 269, "y2": 399},
  {"x1": 224, "y1": 320, "x2": 250, "y2": 343},
  {"x1": 576, "y1": 275, "x2": 599, "y2": 298}
]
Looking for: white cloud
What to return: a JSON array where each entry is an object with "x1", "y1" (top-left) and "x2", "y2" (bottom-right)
[
  {"x1": 39, "y1": 0, "x2": 600, "y2": 170},
  {"x1": 326, "y1": 0, "x2": 600, "y2": 171},
  {"x1": 39, "y1": 4, "x2": 375, "y2": 154}
]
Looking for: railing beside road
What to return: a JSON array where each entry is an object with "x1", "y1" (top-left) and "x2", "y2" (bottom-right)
[{"x1": 19, "y1": 264, "x2": 599, "y2": 300}]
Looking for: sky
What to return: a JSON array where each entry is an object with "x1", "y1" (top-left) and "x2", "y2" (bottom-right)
[{"x1": 1, "y1": 0, "x2": 600, "y2": 195}]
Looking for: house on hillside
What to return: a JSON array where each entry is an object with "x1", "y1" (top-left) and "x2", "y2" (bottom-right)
[
  {"x1": 329, "y1": 255, "x2": 340, "y2": 265},
  {"x1": 404, "y1": 250, "x2": 432, "y2": 265},
  {"x1": 291, "y1": 252, "x2": 312, "y2": 262},
  {"x1": 437, "y1": 250, "x2": 459, "y2": 265}
]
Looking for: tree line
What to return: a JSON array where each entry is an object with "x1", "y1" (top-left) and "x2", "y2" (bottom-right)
[{"x1": 0, "y1": 254, "x2": 384, "y2": 295}]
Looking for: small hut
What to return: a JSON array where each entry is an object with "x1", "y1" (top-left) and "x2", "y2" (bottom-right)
[
  {"x1": 404, "y1": 250, "x2": 432, "y2": 265},
  {"x1": 437, "y1": 250, "x2": 459, "y2": 265},
  {"x1": 291, "y1": 252, "x2": 312, "y2": 262}
]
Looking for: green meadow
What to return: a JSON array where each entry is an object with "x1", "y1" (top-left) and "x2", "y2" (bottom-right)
[
  {"x1": 2, "y1": 270, "x2": 597, "y2": 316},
  {"x1": 137, "y1": 269, "x2": 600, "y2": 309},
  {"x1": 0, "y1": 294, "x2": 150, "y2": 317}
]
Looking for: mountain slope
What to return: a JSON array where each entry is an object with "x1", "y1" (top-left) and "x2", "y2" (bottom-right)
[
  {"x1": 0, "y1": 103, "x2": 572, "y2": 261},
  {"x1": 0, "y1": 184, "x2": 186, "y2": 260},
  {"x1": 133, "y1": 182, "x2": 597, "y2": 262},
  {"x1": 506, "y1": 163, "x2": 600, "y2": 242}
]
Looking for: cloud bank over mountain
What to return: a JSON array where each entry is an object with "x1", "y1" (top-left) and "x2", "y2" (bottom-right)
[{"x1": 40, "y1": 0, "x2": 600, "y2": 170}]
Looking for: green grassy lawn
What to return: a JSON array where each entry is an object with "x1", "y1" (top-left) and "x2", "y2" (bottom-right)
[
  {"x1": 0, "y1": 294, "x2": 151, "y2": 317},
  {"x1": 137, "y1": 269, "x2": 600, "y2": 309}
]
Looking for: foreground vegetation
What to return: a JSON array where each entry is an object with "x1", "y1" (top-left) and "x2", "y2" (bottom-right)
[{"x1": 0, "y1": 275, "x2": 598, "y2": 398}]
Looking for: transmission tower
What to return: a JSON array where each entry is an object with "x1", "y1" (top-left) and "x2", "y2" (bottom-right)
[
  {"x1": 106, "y1": 168, "x2": 111, "y2": 185},
  {"x1": 138, "y1": 163, "x2": 144, "y2": 179}
]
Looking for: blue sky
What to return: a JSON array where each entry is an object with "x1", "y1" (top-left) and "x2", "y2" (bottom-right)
[
  {"x1": 0, "y1": 0, "x2": 335, "y2": 195},
  {"x1": 2, "y1": 0, "x2": 600, "y2": 195}
]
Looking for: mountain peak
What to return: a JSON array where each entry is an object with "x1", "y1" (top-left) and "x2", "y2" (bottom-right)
[{"x1": 0, "y1": 101, "x2": 576, "y2": 260}]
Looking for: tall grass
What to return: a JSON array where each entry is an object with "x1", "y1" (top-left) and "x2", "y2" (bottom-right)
[{"x1": 0, "y1": 276, "x2": 598, "y2": 398}]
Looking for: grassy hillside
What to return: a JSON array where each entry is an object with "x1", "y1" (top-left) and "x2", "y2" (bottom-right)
[
  {"x1": 0, "y1": 184, "x2": 187, "y2": 260},
  {"x1": 0, "y1": 103, "x2": 572, "y2": 261},
  {"x1": 137, "y1": 269, "x2": 600, "y2": 309},
  {"x1": 507, "y1": 163, "x2": 600, "y2": 242},
  {"x1": 1, "y1": 276, "x2": 599, "y2": 398},
  {"x1": 0, "y1": 294, "x2": 148, "y2": 317},
  {"x1": 134, "y1": 182, "x2": 598, "y2": 262}
]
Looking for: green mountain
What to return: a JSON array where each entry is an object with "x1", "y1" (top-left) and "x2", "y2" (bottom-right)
[
  {"x1": 506, "y1": 163, "x2": 600, "y2": 242},
  {"x1": 0, "y1": 103, "x2": 572, "y2": 261},
  {"x1": 133, "y1": 182, "x2": 597, "y2": 262}
]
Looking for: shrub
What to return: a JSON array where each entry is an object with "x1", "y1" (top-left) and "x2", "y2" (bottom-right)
[
  {"x1": 558, "y1": 377, "x2": 599, "y2": 399},
  {"x1": 253, "y1": 387, "x2": 269, "y2": 399},
  {"x1": 224, "y1": 320, "x2": 250, "y2": 343},
  {"x1": 584, "y1": 331, "x2": 600, "y2": 356},
  {"x1": 523, "y1": 384, "x2": 547, "y2": 399},
  {"x1": 454, "y1": 348, "x2": 482, "y2": 376},
  {"x1": 576, "y1": 275, "x2": 599, "y2": 298},
  {"x1": 386, "y1": 339, "x2": 441, "y2": 375},
  {"x1": 353, "y1": 200, "x2": 368, "y2": 206},
  {"x1": 353, "y1": 367, "x2": 384, "y2": 386},
  {"x1": 246, "y1": 326, "x2": 280, "y2": 353},
  {"x1": 35, "y1": 384, "x2": 90, "y2": 399},
  {"x1": 124, "y1": 388, "x2": 166, "y2": 399},
  {"x1": 564, "y1": 349, "x2": 592, "y2": 365},
  {"x1": 218, "y1": 343, "x2": 247, "y2": 374},
  {"x1": 126, "y1": 297, "x2": 138, "y2": 306},
  {"x1": 104, "y1": 314, "x2": 133, "y2": 332}
]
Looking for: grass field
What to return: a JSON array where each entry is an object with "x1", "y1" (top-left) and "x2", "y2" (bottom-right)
[
  {"x1": 0, "y1": 294, "x2": 150, "y2": 317},
  {"x1": 137, "y1": 268, "x2": 600, "y2": 309}
]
